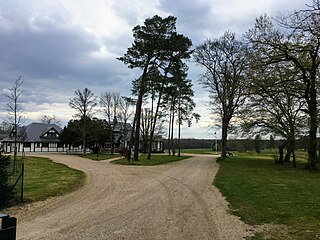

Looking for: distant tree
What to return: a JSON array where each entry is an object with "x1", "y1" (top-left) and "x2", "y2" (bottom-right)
[
  {"x1": 254, "y1": 135, "x2": 262, "y2": 153},
  {"x1": 86, "y1": 118, "x2": 111, "y2": 153},
  {"x1": 69, "y1": 88, "x2": 97, "y2": 155},
  {"x1": 194, "y1": 31, "x2": 247, "y2": 160},
  {"x1": 118, "y1": 96, "x2": 135, "y2": 149},
  {"x1": 100, "y1": 91, "x2": 121, "y2": 154},
  {"x1": 176, "y1": 81, "x2": 199, "y2": 157},
  {"x1": 140, "y1": 108, "x2": 152, "y2": 153},
  {"x1": 5, "y1": 76, "x2": 24, "y2": 172},
  {"x1": 41, "y1": 115, "x2": 61, "y2": 126},
  {"x1": 117, "y1": 97, "x2": 136, "y2": 161},
  {"x1": 162, "y1": 63, "x2": 199, "y2": 157},
  {"x1": 59, "y1": 120, "x2": 82, "y2": 149},
  {"x1": 60, "y1": 118, "x2": 110, "y2": 153},
  {"x1": 268, "y1": 135, "x2": 276, "y2": 150},
  {"x1": 0, "y1": 121, "x2": 11, "y2": 134}
]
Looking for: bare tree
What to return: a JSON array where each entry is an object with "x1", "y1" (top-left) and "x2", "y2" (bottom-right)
[
  {"x1": 194, "y1": 31, "x2": 247, "y2": 160},
  {"x1": 5, "y1": 76, "x2": 24, "y2": 172},
  {"x1": 118, "y1": 96, "x2": 135, "y2": 148},
  {"x1": 140, "y1": 108, "x2": 153, "y2": 153},
  {"x1": 69, "y1": 88, "x2": 97, "y2": 155},
  {"x1": 0, "y1": 121, "x2": 11, "y2": 134},
  {"x1": 100, "y1": 91, "x2": 121, "y2": 154},
  {"x1": 41, "y1": 115, "x2": 61, "y2": 126}
]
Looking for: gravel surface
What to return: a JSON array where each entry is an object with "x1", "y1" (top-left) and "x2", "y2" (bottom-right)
[{"x1": 9, "y1": 153, "x2": 252, "y2": 240}]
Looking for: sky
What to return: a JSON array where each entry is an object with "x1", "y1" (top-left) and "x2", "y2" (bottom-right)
[{"x1": 0, "y1": 0, "x2": 309, "y2": 139}]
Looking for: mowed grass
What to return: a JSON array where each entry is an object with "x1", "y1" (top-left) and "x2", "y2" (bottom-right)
[
  {"x1": 214, "y1": 153, "x2": 320, "y2": 240},
  {"x1": 112, "y1": 154, "x2": 190, "y2": 166},
  {"x1": 22, "y1": 156, "x2": 85, "y2": 202},
  {"x1": 82, "y1": 153, "x2": 120, "y2": 161},
  {"x1": 180, "y1": 148, "x2": 216, "y2": 155}
]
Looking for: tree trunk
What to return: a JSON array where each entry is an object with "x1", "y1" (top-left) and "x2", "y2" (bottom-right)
[
  {"x1": 133, "y1": 91, "x2": 143, "y2": 161},
  {"x1": 127, "y1": 114, "x2": 136, "y2": 162},
  {"x1": 220, "y1": 120, "x2": 228, "y2": 160},
  {"x1": 292, "y1": 149, "x2": 296, "y2": 168},
  {"x1": 178, "y1": 107, "x2": 181, "y2": 157},
  {"x1": 284, "y1": 143, "x2": 292, "y2": 162},
  {"x1": 277, "y1": 141, "x2": 287, "y2": 163},
  {"x1": 307, "y1": 81, "x2": 317, "y2": 169},
  {"x1": 133, "y1": 65, "x2": 149, "y2": 161},
  {"x1": 318, "y1": 142, "x2": 320, "y2": 162},
  {"x1": 83, "y1": 117, "x2": 87, "y2": 156},
  {"x1": 147, "y1": 71, "x2": 170, "y2": 159},
  {"x1": 147, "y1": 88, "x2": 163, "y2": 159},
  {"x1": 168, "y1": 110, "x2": 172, "y2": 156},
  {"x1": 110, "y1": 126, "x2": 114, "y2": 155},
  {"x1": 171, "y1": 108, "x2": 175, "y2": 156},
  {"x1": 13, "y1": 101, "x2": 17, "y2": 173}
]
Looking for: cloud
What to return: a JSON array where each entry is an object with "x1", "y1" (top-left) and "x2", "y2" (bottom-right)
[{"x1": 0, "y1": 0, "x2": 312, "y2": 137}]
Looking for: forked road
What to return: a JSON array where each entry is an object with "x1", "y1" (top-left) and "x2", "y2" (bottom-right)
[{"x1": 10, "y1": 154, "x2": 251, "y2": 240}]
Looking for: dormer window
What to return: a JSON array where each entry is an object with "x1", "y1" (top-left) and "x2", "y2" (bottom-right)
[{"x1": 43, "y1": 129, "x2": 59, "y2": 138}]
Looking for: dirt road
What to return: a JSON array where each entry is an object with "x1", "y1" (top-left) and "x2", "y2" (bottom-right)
[{"x1": 10, "y1": 154, "x2": 251, "y2": 239}]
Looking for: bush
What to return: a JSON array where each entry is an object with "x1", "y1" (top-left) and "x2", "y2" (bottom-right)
[{"x1": 0, "y1": 152, "x2": 13, "y2": 209}]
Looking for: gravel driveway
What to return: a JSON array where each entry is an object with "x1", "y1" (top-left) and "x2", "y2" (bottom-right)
[{"x1": 9, "y1": 154, "x2": 251, "y2": 239}]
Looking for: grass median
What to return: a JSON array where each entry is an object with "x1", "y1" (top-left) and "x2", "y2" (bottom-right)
[
  {"x1": 22, "y1": 156, "x2": 85, "y2": 202},
  {"x1": 82, "y1": 153, "x2": 120, "y2": 161},
  {"x1": 112, "y1": 154, "x2": 190, "y2": 166},
  {"x1": 214, "y1": 153, "x2": 320, "y2": 240}
]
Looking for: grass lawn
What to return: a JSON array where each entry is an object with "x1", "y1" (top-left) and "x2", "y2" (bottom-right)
[
  {"x1": 112, "y1": 154, "x2": 190, "y2": 166},
  {"x1": 214, "y1": 153, "x2": 320, "y2": 240},
  {"x1": 82, "y1": 153, "x2": 120, "y2": 161},
  {"x1": 22, "y1": 156, "x2": 85, "y2": 202},
  {"x1": 180, "y1": 148, "x2": 216, "y2": 155}
]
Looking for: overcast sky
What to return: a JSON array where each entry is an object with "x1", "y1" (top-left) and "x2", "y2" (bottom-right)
[{"x1": 0, "y1": 0, "x2": 309, "y2": 139}]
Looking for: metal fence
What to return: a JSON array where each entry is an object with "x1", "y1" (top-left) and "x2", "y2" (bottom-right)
[{"x1": 7, "y1": 155, "x2": 24, "y2": 204}]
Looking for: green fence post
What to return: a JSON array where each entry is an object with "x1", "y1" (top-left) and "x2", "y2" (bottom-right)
[{"x1": 21, "y1": 160, "x2": 24, "y2": 203}]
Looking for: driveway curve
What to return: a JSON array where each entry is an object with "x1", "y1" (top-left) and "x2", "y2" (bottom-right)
[{"x1": 9, "y1": 154, "x2": 251, "y2": 240}]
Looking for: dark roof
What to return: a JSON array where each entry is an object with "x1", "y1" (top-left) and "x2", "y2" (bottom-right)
[
  {"x1": 0, "y1": 133, "x2": 8, "y2": 141},
  {"x1": 24, "y1": 123, "x2": 62, "y2": 142},
  {"x1": 2, "y1": 122, "x2": 62, "y2": 143}
]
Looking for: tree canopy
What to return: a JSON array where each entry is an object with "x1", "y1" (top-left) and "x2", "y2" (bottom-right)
[{"x1": 118, "y1": 15, "x2": 193, "y2": 161}]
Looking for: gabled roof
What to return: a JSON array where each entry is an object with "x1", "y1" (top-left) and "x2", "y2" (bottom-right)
[
  {"x1": 2, "y1": 122, "x2": 62, "y2": 143},
  {"x1": 25, "y1": 123, "x2": 62, "y2": 142}
]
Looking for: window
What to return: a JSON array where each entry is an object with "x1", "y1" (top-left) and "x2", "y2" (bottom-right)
[
  {"x1": 43, "y1": 129, "x2": 59, "y2": 138},
  {"x1": 24, "y1": 142, "x2": 31, "y2": 148},
  {"x1": 49, "y1": 143, "x2": 57, "y2": 148}
]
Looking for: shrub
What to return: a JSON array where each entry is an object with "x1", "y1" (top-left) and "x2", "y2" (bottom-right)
[{"x1": 0, "y1": 152, "x2": 13, "y2": 209}]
